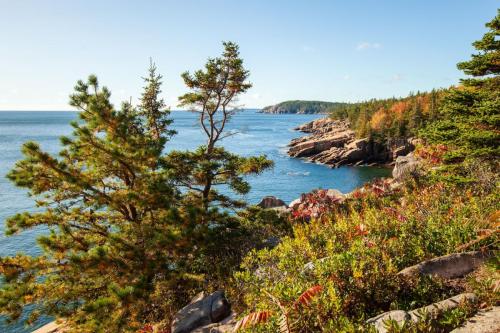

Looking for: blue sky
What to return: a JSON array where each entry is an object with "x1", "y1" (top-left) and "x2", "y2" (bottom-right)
[{"x1": 0, "y1": 0, "x2": 498, "y2": 110}]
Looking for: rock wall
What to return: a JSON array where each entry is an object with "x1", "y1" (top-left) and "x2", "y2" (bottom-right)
[{"x1": 288, "y1": 117, "x2": 416, "y2": 167}]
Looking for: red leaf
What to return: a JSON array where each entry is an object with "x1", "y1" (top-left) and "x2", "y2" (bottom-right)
[
  {"x1": 233, "y1": 311, "x2": 272, "y2": 332},
  {"x1": 294, "y1": 285, "x2": 323, "y2": 309}
]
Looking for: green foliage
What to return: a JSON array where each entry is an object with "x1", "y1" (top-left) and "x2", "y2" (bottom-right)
[
  {"x1": 329, "y1": 90, "x2": 446, "y2": 142},
  {"x1": 173, "y1": 41, "x2": 273, "y2": 216},
  {"x1": 232, "y1": 11, "x2": 500, "y2": 333},
  {"x1": 262, "y1": 100, "x2": 349, "y2": 114},
  {"x1": 0, "y1": 43, "x2": 280, "y2": 332},
  {"x1": 421, "y1": 10, "x2": 500, "y2": 168},
  {"x1": 234, "y1": 173, "x2": 499, "y2": 332},
  {"x1": 1, "y1": 68, "x2": 193, "y2": 332}
]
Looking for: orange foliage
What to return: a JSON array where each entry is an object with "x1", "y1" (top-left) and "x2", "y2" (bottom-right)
[
  {"x1": 389, "y1": 101, "x2": 408, "y2": 120},
  {"x1": 370, "y1": 108, "x2": 389, "y2": 130}
]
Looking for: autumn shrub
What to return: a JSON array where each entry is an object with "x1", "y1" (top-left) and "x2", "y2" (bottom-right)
[{"x1": 233, "y1": 171, "x2": 499, "y2": 332}]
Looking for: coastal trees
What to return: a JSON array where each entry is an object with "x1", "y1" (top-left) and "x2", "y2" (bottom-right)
[
  {"x1": 0, "y1": 66, "x2": 199, "y2": 332},
  {"x1": 422, "y1": 9, "x2": 500, "y2": 166},
  {"x1": 0, "y1": 42, "x2": 279, "y2": 332},
  {"x1": 166, "y1": 42, "x2": 273, "y2": 218},
  {"x1": 329, "y1": 91, "x2": 447, "y2": 143}
]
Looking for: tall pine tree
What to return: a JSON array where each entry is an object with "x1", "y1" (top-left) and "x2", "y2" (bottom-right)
[
  {"x1": 166, "y1": 42, "x2": 273, "y2": 219},
  {"x1": 1, "y1": 65, "x2": 206, "y2": 332},
  {"x1": 422, "y1": 10, "x2": 499, "y2": 165}
]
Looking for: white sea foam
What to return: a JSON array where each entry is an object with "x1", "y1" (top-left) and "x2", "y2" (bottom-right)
[{"x1": 286, "y1": 171, "x2": 310, "y2": 176}]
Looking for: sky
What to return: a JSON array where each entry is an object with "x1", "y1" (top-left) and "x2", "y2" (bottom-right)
[{"x1": 0, "y1": 0, "x2": 498, "y2": 110}]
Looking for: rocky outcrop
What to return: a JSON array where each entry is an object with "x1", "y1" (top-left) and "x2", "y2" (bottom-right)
[
  {"x1": 288, "y1": 117, "x2": 416, "y2": 167},
  {"x1": 408, "y1": 293, "x2": 477, "y2": 321},
  {"x1": 451, "y1": 306, "x2": 500, "y2": 333},
  {"x1": 367, "y1": 293, "x2": 478, "y2": 333},
  {"x1": 397, "y1": 251, "x2": 492, "y2": 279},
  {"x1": 257, "y1": 196, "x2": 286, "y2": 209},
  {"x1": 171, "y1": 291, "x2": 231, "y2": 333},
  {"x1": 392, "y1": 154, "x2": 421, "y2": 181},
  {"x1": 32, "y1": 321, "x2": 66, "y2": 333},
  {"x1": 288, "y1": 189, "x2": 344, "y2": 211},
  {"x1": 367, "y1": 310, "x2": 410, "y2": 333},
  {"x1": 191, "y1": 312, "x2": 237, "y2": 333}
]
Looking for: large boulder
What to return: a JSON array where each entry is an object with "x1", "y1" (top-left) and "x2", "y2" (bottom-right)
[
  {"x1": 407, "y1": 293, "x2": 477, "y2": 321},
  {"x1": 398, "y1": 251, "x2": 492, "y2": 279},
  {"x1": 289, "y1": 195, "x2": 305, "y2": 209},
  {"x1": 171, "y1": 291, "x2": 231, "y2": 333},
  {"x1": 32, "y1": 321, "x2": 66, "y2": 333},
  {"x1": 366, "y1": 310, "x2": 410, "y2": 333},
  {"x1": 451, "y1": 306, "x2": 500, "y2": 333},
  {"x1": 388, "y1": 137, "x2": 417, "y2": 161},
  {"x1": 191, "y1": 312, "x2": 237, "y2": 333},
  {"x1": 257, "y1": 196, "x2": 286, "y2": 209},
  {"x1": 392, "y1": 154, "x2": 421, "y2": 180},
  {"x1": 288, "y1": 131, "x2": 353, "y2": 158},
  {"x1": 367, "y1": 293, "x2": 477, "y2": 333},
  {"x1": 287, "y1": 118, "x2": 355, "y2": 161}
]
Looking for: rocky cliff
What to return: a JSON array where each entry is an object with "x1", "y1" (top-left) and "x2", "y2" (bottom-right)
[{"x1": 288, "y1": 117, "x2": 417, "y2": 167}]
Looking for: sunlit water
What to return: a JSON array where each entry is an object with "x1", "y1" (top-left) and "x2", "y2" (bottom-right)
[{"x1": 0, "y1": 110, "x2": 390, "y2": 332}]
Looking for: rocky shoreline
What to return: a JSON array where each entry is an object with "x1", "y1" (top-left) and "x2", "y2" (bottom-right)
[{"x1": 287, "y1": 117, "x2": 417, "y2": 167}]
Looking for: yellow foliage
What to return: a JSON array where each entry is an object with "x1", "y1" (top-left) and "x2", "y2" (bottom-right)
[{"x1": 370, "y1": 108, "x2": 388, "y2": 130}]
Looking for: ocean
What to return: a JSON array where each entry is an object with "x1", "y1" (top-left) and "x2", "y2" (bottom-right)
[{"x1": 0, "y1": 110, "x2": 390, "y2": 332}]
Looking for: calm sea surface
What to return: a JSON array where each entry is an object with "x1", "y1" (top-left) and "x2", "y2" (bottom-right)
[{"x1": 0, "y1": 110, "x2": 390, "y2": 332}]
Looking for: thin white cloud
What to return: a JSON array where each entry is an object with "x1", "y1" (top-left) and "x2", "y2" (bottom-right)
[
  {"x1": 343, "y1": 74, "x2": 351, "y2": 80},
  {"x1": 356, "y1": 42, "x2": 382, "y2": 50},
  {"x1": 391, "y1": 74, "x2": 402, "y2": 82}
]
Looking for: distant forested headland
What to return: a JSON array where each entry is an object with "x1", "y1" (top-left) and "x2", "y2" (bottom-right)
[{"x1": 260, "y1": 100, "x2": 348, "y2": 114}]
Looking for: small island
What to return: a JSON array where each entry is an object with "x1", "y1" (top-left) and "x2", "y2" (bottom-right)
[{"x1": 260, "y1": 100, "x2": 348, "y2": 114}]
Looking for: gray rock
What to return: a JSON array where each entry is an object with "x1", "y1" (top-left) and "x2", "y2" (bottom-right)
[
  {"x1": 366, "y1": 310, "x2": 410, "y2": 333},
  {"x1": 392, "y1": 154, "x2": 421, "y2": 180},
  {"x1": 32, "y1": 321, "x2": 66, "y2": 333},
  {"x1": 451, "y1": 306, "x2": 500, "y2": 333},
  {"x1": 270, "y1": 205, "x2": 290, "y2": 215},
  {"x1": 288, "y1": 117, "x2": 410, "y2": 167},
  {"x1": 408, "y1": 293, "x2": 477, "y2": 321},
  {"x1": 289, "y1": 197, "x2": 304, "y2": 209},
  {"x1": 191, "y1": 312, "x2": 237, "y2": 333},
  {"x1": 398, "y1": 251, "x2": 491, "y2": 279},
  {"x1": 347, "y1": 138, "x2": 369, "y2": 150},
  {"x1": 367, "y1": 293, "x2": 478, "y2": 332},
  {"x1": 257, "y1": 196, "x2": 286, "y2": 209},
  {"x1": 326, "y1": 189, "x2": 344, "y2": 200},
  {"x1": 172, "y1": 291, "x2": 231, "y2": 333}
]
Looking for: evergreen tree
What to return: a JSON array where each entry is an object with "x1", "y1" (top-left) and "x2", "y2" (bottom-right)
[
  {"x1": 408, "y1": 98, "x2": 423, "y2": 134},
  {"x1": 0, "y1": 44, "x2": 279, "y2": 332},
  {"x1": 165, "y1": 42, "x2": 273, "y2": 219},
  {"x1": 0, "y1": 66, "x2": 203, "y2": 332},
  {"x1": 422, "y1": 9, "x2": 500, "y2": 163}
]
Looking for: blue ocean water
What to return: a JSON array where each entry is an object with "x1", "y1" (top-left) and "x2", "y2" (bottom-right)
[{"x1": 0, "y1": 110, "x2": 390, "y2": 332}]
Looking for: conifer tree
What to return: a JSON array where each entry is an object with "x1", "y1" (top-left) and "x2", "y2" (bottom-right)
[
  {"x1": 166, "y1": 42, "x2": 273, "y2": 219},
  {"x1": 422, "y1": 9, "x2": 500, "y2": 163},
  {"x1": 0, "y1": 65, "x2": 206, "y2": 332}
]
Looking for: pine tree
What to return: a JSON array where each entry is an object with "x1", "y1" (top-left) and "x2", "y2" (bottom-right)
[
  {"x1": 0, "y1": 65, "x2": 204, "y2": 332},
  {"x1": 165, "y1": 42, "x2": 273, "y2": 219},
  {"x1": 422, "y1": 9, "x2": 500, "y2": 163}
]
